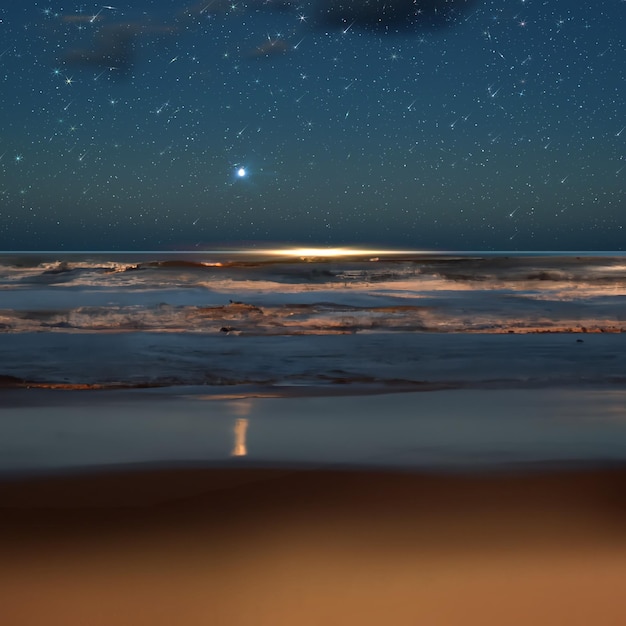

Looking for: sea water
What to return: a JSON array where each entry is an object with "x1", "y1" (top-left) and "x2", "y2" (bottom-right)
[
  {"x1": 1, "y1": 250, "x2": 625, "y2": 388},
  {"x1": 1, "y1": 250, "x2": 626, "y2": 472}
]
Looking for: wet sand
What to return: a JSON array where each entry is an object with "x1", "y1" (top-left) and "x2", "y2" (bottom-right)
[
  {"x1": 3, "y1": 386, "x2": 626, "y2": 473},
  {"x1": 2, "y1": 464, "x2": 626, "y2": 625}
]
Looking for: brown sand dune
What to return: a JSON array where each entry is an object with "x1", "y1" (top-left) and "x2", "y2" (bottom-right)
[{"x1": 2, "y1": 466, "x2": 626, "y2": 625}]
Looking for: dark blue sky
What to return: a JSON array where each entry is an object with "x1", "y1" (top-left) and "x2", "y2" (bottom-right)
[{"x1": 0, "y1": 0, "x2": 624, "y2": 250}]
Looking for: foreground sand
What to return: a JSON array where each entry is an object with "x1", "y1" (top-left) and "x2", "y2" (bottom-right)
[{"x1": 2, "y1": 465, "x2": 626, "y2": 625}]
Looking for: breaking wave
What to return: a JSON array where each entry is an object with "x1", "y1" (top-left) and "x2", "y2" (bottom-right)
[{"x1": 1, "y1": 251, "x2": 625, "y2": 389}]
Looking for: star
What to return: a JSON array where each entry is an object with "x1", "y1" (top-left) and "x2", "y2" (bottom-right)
[{"x1": 236, "y1": 167, "x2": 246, "y2": 178}]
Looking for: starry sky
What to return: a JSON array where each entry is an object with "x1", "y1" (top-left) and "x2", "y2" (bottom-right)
[{"x1": 0, "y1": 0, "x2": 624, "y2": 251}]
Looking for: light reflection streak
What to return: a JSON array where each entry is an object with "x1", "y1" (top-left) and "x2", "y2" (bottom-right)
[
  {"x1": 230, "y1": 399, "x2": 252, "y2": 457},
  {"x1": 232, "y1": 418, "x2": 249, "y2": 457}
]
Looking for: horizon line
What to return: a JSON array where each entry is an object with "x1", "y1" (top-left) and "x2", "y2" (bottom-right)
[{"x1": 1, "y1": 249, "x2": 625, "y2": 255}]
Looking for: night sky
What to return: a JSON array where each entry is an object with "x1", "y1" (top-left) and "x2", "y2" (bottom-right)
[{"x1": 0, "y1": 0, "x2": 624, "y2": 251}]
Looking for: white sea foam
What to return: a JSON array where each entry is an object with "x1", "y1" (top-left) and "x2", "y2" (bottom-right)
[{"x1": 1, "y1": 252, "x2": 625, "y2": 387}]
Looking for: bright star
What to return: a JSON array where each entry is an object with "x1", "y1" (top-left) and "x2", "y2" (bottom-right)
[{"x1": 237, "y1": 167, "x2": 246, "y2": 178}]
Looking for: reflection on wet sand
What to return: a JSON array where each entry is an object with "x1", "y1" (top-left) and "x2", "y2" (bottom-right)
[{"x1": 231, "y1": 418, "x2": 249, "y2": 457}]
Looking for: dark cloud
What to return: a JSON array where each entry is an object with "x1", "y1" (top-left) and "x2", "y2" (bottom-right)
[
  {"x1": 63, "y1": 22, "x2": 178, "y2": 75},
  {"x1": 62, "y1": 0, "x2": 478, "y2": 74},
  {"x1": 248, "y1": 38, "x2": 292, "y2": 58},
  {"x1": 313, "y1": 0, "x2": 480, "y2": 33},
  {"x1": 63, "y1": 23, "x2": 138, "y2": 73}
]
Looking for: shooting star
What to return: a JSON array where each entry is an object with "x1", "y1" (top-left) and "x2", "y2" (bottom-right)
[{"x1": 342, "y1": 20, "x2": 356, "y2": 35}]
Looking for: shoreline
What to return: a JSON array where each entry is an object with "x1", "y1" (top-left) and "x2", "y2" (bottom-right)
[
  {"x1": 2, "y1": 458, "x2": 626, "y2": 505},
  {"x1": 2, "y1": 386, "x2": 626, "y2": 475}
]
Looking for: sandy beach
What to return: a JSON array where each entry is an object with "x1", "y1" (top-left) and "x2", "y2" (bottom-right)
[
  {"x1": 2, "y1": 464, "x2": 626, "y2": 625},
  {"x1": 3, "y1": 251, "x2": 626, "y2": 624},
  {"x1": 2, "y1": 386, "x2": 626, "y2": 625},
  {"x1": 0, "y1": 386, "x2": 626, "y2": 626}
]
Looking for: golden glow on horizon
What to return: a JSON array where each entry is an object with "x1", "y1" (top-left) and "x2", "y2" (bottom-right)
[{"x1": 262, "y1": 247, "x2": 421, "y2": 258}]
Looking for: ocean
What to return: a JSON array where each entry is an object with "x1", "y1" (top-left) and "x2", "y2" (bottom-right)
[
  {"x1": 1, "y1": 249, "x2": 626, "y2": 473},
  {"x1": 2, "y1": 249, "x2": 626, "y2": 387}
]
